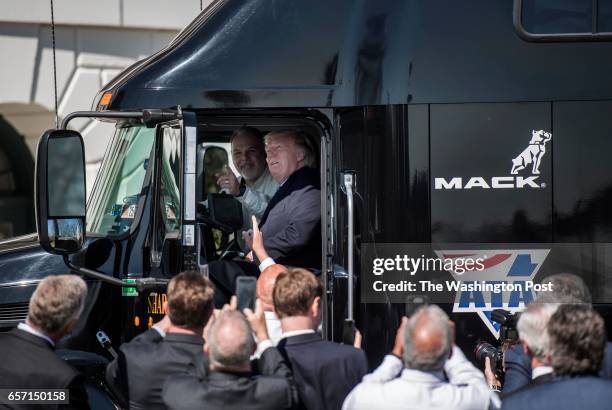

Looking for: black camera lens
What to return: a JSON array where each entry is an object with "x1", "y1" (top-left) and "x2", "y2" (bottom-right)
[{"x1": 474, "y1": 342, "x2": 497, "y2": 362}]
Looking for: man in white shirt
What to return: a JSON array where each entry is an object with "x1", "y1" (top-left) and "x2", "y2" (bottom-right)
[
  {"x1": 217, "y1": 126, "x2": 278, "y2": 230},
  {"x1": 343, "y1": 305, "x2": 497, "y2": 410},
  {"x1": 256, "y1": 263, "x2": 287, "y2": 345}
]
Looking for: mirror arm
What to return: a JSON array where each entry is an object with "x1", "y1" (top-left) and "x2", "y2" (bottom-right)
[
  {"x1": 63, "y1": 255, "x2": 125, "y2": 286},
  {"x1": 61, "y1": 111, "x2": 144, "y2": 130},
  {"x1": 62, "y1": 255, "x2": 169, "y2": 291},
  {"x1": 61, "y1": 109, "x2": 180, "y2": 130}
]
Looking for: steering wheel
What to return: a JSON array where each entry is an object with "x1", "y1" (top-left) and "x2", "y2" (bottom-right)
[{"x1": 196, "y1": 202, "x2": 242, "y2": 260}]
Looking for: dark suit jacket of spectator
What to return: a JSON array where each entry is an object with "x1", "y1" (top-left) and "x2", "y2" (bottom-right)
[
  {"x1": 162, "y1": 346, "x2": 299, "y2": 410},
  {"x1": 106, "y1": 328, "x2": 205, "y2": 409},
  {"x1": 501, "y1": 376, "x2": 612, "y2": 410},
  {"x1": 277, "y1": 332, "x2": 368, "y2": 410},
  {"x1": 258, "y1": 166, "x2": 321, "y2": 270},
  {"x1": 0, "y1": 327, "x2": 89, "y2": 410},
  {"x1": 502, "y1": 372, "x2": 553, "y2": 399},
  {"x1": 503, "y1": 341, "x2": 612, "y2": 394}
]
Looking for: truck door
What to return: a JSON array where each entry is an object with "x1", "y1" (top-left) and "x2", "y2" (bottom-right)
[
  {"x1": 148, "y1": 110, "x2": 198, "y2": 277},
  {"x1": 128, "y1": 110, "x2": 199, "y2": 336}
]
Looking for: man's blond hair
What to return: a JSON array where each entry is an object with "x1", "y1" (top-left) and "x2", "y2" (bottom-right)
[
  {"x1": 167, "y1": 271, "x2": 215, "y2": 329},
  {"x1": 264, "y1": 129, "x2": 316, "y2": 168},
  {"x1": 273, "y1": 268, "x2": 322, "y2": 318},
  {"x1": 28, "y1": 274, "x2": 87, "y2": 335}
]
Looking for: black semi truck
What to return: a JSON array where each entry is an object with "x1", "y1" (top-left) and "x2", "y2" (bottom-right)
[{"x1": 1, "y1": 0, "x2": 612, "y2": 405}]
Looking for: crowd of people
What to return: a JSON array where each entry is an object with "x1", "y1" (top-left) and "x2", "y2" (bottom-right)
[
  {"x1": 2, "y1": 270, "x2": 612, "y2": 409},
  {"x1": 1, "y1": 126, "x2": 612, "y2": 409}
]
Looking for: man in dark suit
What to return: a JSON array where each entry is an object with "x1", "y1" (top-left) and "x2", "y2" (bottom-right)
[
  {"x1": 0, "y1": 274, "x2": 90, "y2": 409},
  {"x1": 502, "y1": 273, "x2": 612, "y2": 394},
  {"x1": 492, "y1": 303, "x2": 557, "y2": 397},
  {"x1": 254, "y1": 129, "x2": 321, "y2": 269},
  {"x1": 501, "y1": 304, "x2": 612, "y2": 410},
  {"x1": 273, "y1": 268, "x2": 368, "y2": 410},
  {"x1": 209, "y1": 129, "x2": 321, "y2": 306},
  {"x1": 163, "y1": 307, "x2": 299, "y2": 410},
  {"x1": 106, "y1": 271, "x2": 214, "y2": 409}
]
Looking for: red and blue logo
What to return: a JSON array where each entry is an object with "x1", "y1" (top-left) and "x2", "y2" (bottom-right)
[{"x1": 435, "y1": 249, "x2": 550, "y2": 337}]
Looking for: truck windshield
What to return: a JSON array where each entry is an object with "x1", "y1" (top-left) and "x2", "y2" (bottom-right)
[{"x1": 87, "y1": 124, "x2": 155, "y2": 236}]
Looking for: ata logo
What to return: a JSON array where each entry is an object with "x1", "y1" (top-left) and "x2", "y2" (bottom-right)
[
  {"x1": 434, "y1": 130, "x2": 552, "y2": 190},
  {"x1": 435, "y1": 249, "x2": 550, "y2": 338}
]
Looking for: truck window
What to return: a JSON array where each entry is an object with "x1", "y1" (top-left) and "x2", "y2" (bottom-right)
[
  {"x1": 516, "y1": 0, "x2": 612, "y2": 40},
  {"x1": 158, "y1": 125, "x2": 181, "y2": 235},
  {"x1": 87, "y1": 125, "x2": 155, "y2": 235}
]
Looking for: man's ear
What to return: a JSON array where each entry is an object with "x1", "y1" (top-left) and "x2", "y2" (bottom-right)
[
  {"x1": 296, "y1": 148, "x2": 305, "y2": 163},
  {"x1": 65, "y1": 317, "x2": 78, "y2": 334},
  {"x1": 163, "y1": 301, "x2": 169, "y2": 315},
  {"x1": 55, "y1": 317, "x2": 78, "y2": 341},
  {"x1": 523, "y1": 342, "x2": 529, "y2": 355},
  {"x1": 311, "y1": 296, "x2": 321, "y2": 318}
]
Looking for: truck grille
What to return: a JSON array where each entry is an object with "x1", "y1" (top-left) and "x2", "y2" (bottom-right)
[{"x1": 0, "y1": 303, "x2": 28, "y2": 323}]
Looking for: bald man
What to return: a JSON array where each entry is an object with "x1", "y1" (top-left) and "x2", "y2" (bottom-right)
[
  {"x1": 163, "y1": 309, "x2": 299, "y2": 410},
  {"x1": 343, "y1": 305, "x2": 497, "y2": 410},
  {"x1": 257, "y1": 264, "x2": 287, "y2": 345}
]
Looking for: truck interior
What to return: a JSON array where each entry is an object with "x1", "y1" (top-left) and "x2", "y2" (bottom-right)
[{"x1": 193, "y1": 113, "x2": 325, "y2": 259}]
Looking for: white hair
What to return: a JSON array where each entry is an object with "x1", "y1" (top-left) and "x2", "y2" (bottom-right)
[
  {"x1": 517, "y1": 303, "x2": 558, "y2": 361},
  {"x1": 403, "y1": 305, "x2": 452, "y2": 371},
  {"x1": 28, "y1": 274, "x2": 87, "y2": 335}
]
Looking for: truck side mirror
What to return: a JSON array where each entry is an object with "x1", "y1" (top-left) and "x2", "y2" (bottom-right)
[{"x1": 36, "y1": 129, "x2": 87, "y2": 254}]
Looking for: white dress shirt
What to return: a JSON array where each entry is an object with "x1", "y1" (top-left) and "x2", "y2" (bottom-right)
[
  {"x1": 342, "y1": 346, "x2": 499, "y2": 410},
  {"x1": 264, "y1": 310, "x2": 283, "y2": 345},
  {"x1": 532, "y1": 365, "x2": 553, "y2": 380},
  {"x1": 238, "y1": 169, "x2": 278, "y2": 224},
  {"x1": 279, "y1": 329, "x2": 316, "y2": 339}
]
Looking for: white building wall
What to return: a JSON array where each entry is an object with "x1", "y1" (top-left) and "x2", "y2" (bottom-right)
[{"x1": 0, "y1": 0, "x2": 212, "y2": 192}]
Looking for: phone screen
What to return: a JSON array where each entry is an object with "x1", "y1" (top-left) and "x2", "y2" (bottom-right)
[{"x1": 236, "y1": 276, "x2": 257, "y2": 311}]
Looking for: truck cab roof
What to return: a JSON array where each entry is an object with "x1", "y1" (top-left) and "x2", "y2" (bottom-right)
[{"x1": 98, "y1": 0, "x2": 612, "y2": 112}]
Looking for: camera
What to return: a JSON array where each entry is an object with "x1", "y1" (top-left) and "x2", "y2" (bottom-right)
[
  {"x1": 474, "y1": 309, "x2": 521, "y2": 380},
  {"x1": 474, "y1": 342, "x2": 504, "y2": 379}
]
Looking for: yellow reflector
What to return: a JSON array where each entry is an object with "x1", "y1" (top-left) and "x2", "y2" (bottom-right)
[{"x1": 100, "y1": 92, "x2": 112, "y2": 106}]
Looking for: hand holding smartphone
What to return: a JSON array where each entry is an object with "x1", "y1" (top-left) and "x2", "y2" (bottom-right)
[{"x1": 236, "y1": 276, "x2": 257, "y2": 311}]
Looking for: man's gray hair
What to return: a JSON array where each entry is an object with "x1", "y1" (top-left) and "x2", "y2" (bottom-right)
[
  {"x1": 27, "y1": 274, "x2": 87, "y2": 335},
  {"x1": 403, "y1": 305, "x2": 452, "y2": 372},
  {"x1": 535, "y1": 273, "x2": 591, "y2": 304},
  {"x1": 208, "y1": 310, "x2": 254, "y2": 371},
  {"x1": 264, "y1": 129, "x2": 316, "y2": 168},
  {"x1": 517, "y1": 303, "x2": 558, "y2": 361}
]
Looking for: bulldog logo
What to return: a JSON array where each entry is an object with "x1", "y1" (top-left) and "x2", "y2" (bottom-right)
[{"x1": 510, "y1": 130, "x2": 552, "y2": 175}]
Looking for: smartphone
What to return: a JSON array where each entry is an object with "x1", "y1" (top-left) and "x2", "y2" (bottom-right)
[{"x1": 236, "y1": 276, "x2": 257, "y2": 311}]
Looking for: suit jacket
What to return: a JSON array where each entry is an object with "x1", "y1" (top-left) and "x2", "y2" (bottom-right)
[
  {"x1": 277, "y1": 332, "x2": 368, "y2": 410},
  {"x1": 503, "y1": 341, "x2": 612, "y2": 394},
  {"x1": 106, "y1": 329, "x2": 205, "y2": 409},
  {"x1": 258, "y1": 166, "x2": 321, "y2": 270},
  {"x1": 162, "y1": 346, "x2": 299, "y2": 410},
  {"x1": 0, "y1": 328, "x2": 89, "y2": 410},
  {"x1": 502, "y1": 372, "x2": 553, "y2": 399},
  {"x1": 501, "y1": 376, "x2": 612, "y2": 410}
]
